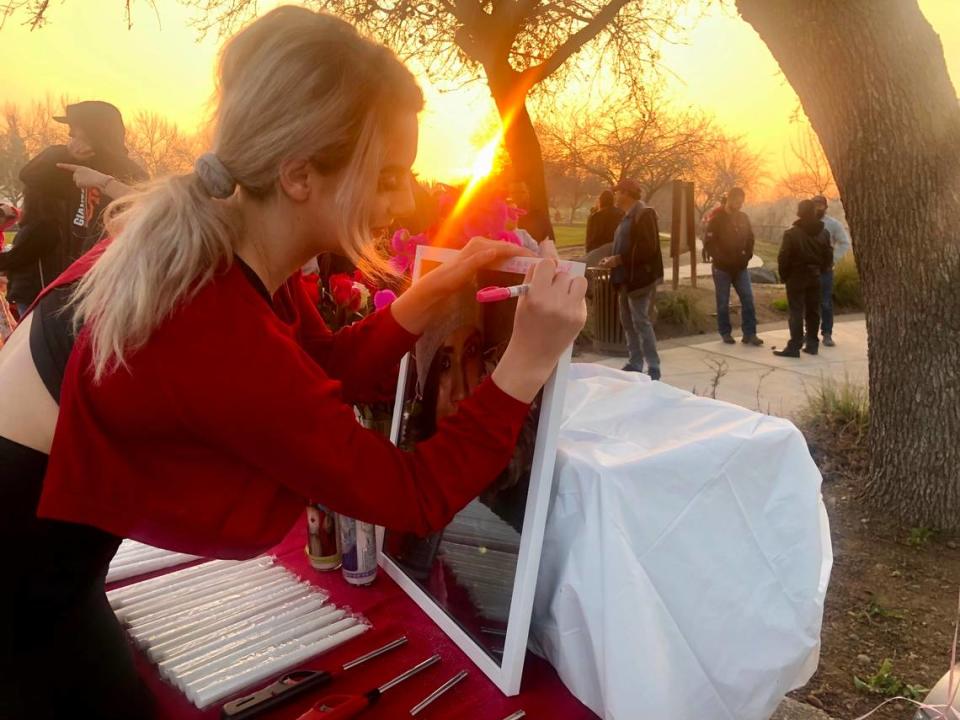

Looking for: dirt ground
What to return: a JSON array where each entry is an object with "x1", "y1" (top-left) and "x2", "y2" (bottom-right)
[{"x1": 793, "y1": 421, "x2": 960, "y2": 720}]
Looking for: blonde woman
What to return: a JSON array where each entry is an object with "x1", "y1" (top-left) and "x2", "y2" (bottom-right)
[{"x1": 0, "y1": 7, "x2": 586, "y2": 719}]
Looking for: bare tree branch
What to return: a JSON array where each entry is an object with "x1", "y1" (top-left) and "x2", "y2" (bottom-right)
[
  {"x1": 777, "y1": 123, "x2": 837, "y2": 198},
  {"x1": 520, "y1": 0, "x2": 632, "y2": 86}
]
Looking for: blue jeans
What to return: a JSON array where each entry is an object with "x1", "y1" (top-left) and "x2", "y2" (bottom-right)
[
  {"x1": 713, "y1": 267, "x2": 757, "y2": 338},
  {"x1": 618, "y1": 283, "x2": 660, "y2": 372},
  {"x1": 820, "y1": 269, "x2": 834, "y2": 336},
  {"x1": 16, "y1": 302, "x2": 30, "y2": 319}
]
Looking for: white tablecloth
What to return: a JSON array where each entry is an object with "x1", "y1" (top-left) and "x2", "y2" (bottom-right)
[{"x1": 530, "y1": 364, "x2": 832, "y2": 720}]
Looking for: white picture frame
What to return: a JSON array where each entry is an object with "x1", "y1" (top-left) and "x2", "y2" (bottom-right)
[{"x1": 377, "y1": 245, "x2": 584, "y2": 696}]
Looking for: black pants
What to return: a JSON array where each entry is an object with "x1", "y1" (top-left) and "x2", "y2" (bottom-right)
[
  {"x1": 0, "y1": 436, "x2": 155, "y2": 720},
  {"x1": 785, "y1": 274, "x2": 822, "y2": 350}
]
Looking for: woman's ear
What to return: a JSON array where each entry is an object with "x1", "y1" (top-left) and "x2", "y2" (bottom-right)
[{"x1": 277, "y1": 158, "x2": 313, "y2": 203}]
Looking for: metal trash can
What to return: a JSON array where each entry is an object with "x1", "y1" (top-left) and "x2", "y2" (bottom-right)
[{"x1": 587, "y1": 267, "x2": 626, "y2": 355}]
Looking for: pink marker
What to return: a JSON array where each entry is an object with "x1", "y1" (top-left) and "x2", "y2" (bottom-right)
[{"x1": 476, "y1": 284, "x2": 530, "y2": 303}]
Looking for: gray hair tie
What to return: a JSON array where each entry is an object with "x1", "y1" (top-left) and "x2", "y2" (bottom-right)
[{"x1": 194, "y1": 152, "x2": 237, "y2": 199}]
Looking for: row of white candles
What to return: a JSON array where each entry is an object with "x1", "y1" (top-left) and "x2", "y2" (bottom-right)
[
  {"x1": 108, "y1": 556, "x2": 369, "y2": 708},
  {"x1": 106, "y1": 539, "x2": 201, "y2": 583}
]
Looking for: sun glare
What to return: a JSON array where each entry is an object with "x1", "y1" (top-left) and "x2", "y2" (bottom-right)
[{"x1": 470, "y1": 134, "x2": 501, "y2": 182}]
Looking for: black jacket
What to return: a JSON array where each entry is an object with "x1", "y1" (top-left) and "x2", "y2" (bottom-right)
[
  {"x1": 0, "y1": 145, "x2": 146, "y2": 306},
  {"x1": 585, "y1": 206, "x2": 623, "y2": 253},
  {"x1": 778, "y1": 219, "x2": 833, "y2": 282},
  {"x1": 611, "y1": 203, "x2": 664, "y2": 291},
  {"x1": 704, "y1": 209, "x2": 755, "y2": 275}
]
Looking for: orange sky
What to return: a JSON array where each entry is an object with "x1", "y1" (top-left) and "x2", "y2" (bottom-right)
[{"x1": 1, "y1": 0, "x2": 958, "y2": 190}]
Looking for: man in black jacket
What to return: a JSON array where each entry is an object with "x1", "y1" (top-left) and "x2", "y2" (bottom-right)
[
  {"x1": 585, "y1": 190, "x2": 623, "y2": 252},
  {"x1": 0, "y1": 101, "x2": 146, "y2": 311},
  {"x1": 704, "y1": 187, "x2": 763, "y2": 346},
  {"x1": 774, "y1": 199, "x2": 834, "y2": 358},
  {"x1": 600, "y1": 179, "x2": 664, "y2": 380}
]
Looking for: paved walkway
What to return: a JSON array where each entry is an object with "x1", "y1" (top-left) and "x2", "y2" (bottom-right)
[{"x1": 577, "y1": 314, "x2": 867, "y2": 419}]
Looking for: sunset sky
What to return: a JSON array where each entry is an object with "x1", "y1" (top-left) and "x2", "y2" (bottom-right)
[{"x1": 2, "y1": 0, "x2": 958, "y2": 191}]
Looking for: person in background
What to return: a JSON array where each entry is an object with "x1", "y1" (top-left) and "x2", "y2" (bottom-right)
[
  {"x1": 0, "y1": 275, "x2": 16, "y2": 346},
  {"x1": 0, "y1": 203, "x2": 18, "y2": 233},
  {"x1": 508, "y1": 179, "x2": 554, "y2": 244},
  {"x1": 585, "y1": 189, "x2": 623, "y2": 253},
  {"x1": 700, "y1": 194, "x2": 725, "y2": 263},
  {"x1": 811, "y1": 194, "x2": 852, "y2": 347},
  {"x1": 0, "y1": 199, "x2": 17, "y2": 334},
  {"x1": 0, "y1": 102, "x2": 147, "y2": 312},
  {"x1": 773, "y1": 199, "x2": 833, "y2": 358},
  {"x1": 600, "y1": 178, "x2": 664, "y2": 380},
  {"x1": 703, "y1": 187, "x2": 763, "y2": 346}
]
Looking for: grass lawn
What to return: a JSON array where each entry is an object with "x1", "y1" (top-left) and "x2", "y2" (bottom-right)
[
  {"x1": 553, "y1": 222, "x2": 781, "y2": 268},
  {"x1": 553, "y1": 224, "x2": 585, "y2": 248}
]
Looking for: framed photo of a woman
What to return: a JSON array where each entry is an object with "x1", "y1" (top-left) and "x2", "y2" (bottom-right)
[{"x1": 378, "y1": 245, "x2": 584, "y2": 695}]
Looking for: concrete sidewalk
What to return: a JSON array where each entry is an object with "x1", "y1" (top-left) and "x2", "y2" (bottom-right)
[{"x1": 578, "y1": 314, "x2": 867, "y2": 419}]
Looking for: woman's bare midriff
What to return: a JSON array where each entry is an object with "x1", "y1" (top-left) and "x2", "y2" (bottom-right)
[{"x1": 0, "y1": 314, "x2": 58, "y2": 454}]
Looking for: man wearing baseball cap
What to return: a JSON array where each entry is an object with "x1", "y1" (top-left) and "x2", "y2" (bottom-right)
[
  {"x1": 600, "y1": 178, "x2": 664, "y2": 380},
  {"x1": 1, "y1": 102, "x2": 147, "y2": 310}
]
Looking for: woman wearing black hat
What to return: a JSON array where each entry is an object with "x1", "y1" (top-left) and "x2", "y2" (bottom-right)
[{"x1": 0, "y1": 101, "x2": 147, "y2": 312}]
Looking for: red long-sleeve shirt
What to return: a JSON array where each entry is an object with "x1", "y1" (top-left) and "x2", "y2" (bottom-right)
[{"x1": 36, "y1": 250, "x2": 531, "y2": 559}]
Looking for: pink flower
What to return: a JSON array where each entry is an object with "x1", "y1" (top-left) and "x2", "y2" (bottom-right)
[
  {"x1": 387, "y1": 228, "x2": 427, "y2": 275},
  {"x1": 374, "y1": 289, "x2": 398, "y2": 310},
  {"x1": 391, "y1": 229, "x2": 410, "y2": 254},
  {"x1": 389, "y1": 254, "x2": 412, "y2": 274}
]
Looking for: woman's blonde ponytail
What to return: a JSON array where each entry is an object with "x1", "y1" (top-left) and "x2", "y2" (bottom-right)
[
  {"x1": 70, "y1": 6, "x2": 423, "y2": 381},
  {"x1": 73, "y1": 173, "x2": 237, "y2": 380}
]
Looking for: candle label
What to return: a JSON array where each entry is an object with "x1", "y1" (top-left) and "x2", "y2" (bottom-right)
[
  {"x1": 339, "y1": 516, "x2": 378, "y2": 586},
  {"x1": 306, "y1": 504, "x2": 341, "y2": 571}
]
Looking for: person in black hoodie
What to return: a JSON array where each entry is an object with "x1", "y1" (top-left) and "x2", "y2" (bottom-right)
[
  {"x1": 774, "y1": 199, "x2": 834, "y2": 358},
  {"x1": 584, "y1": 190, "x2": 623, "y2": 252},
  {"x1": 0, "y1": 101, "x2": 147, "y2": 312}
]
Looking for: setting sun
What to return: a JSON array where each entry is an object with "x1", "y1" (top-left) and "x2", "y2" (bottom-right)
[{"x1": 468, "y1": 133, "x2": 502, "y2": 185}]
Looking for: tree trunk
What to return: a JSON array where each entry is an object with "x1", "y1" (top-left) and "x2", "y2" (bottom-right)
[
  {"x1": 737, "y1": 0, "x2": 960, "y2": 528},
  {"x1": 485, "y1": 67, "x2": 555, "y2": 238}
]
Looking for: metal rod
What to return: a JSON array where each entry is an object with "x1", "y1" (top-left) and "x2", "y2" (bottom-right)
[
  {"x1": 378, "y1": 655, "x2": 440, "y2": 694},
  {"x1": 500, "y1": 712, "x2": 526, "y2": 720},
  {"x1": 341, "y1": 636, "x2": 408, "y2": 671},
  {"x1": 409, "y1": 670, "x2": 468, "y2": 716}
]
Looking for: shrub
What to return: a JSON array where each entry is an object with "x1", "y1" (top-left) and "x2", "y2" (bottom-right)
[
  {"x1": 656, "y1": 290, "x2": 706, "y2": 333},
  {"x1": 772, "y1": 297, "x2": 788, "y2": 312},
  {"x1": 803, "y1": 374, "x2": 869, "y2": 442},
  {"x1": 832, "y1": 254, "x2": 863, "y2": 309}
]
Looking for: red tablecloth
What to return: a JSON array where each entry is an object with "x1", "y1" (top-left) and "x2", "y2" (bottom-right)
[{"x1": 115, "y1": 513, "x2": 597, "y2": 720}]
